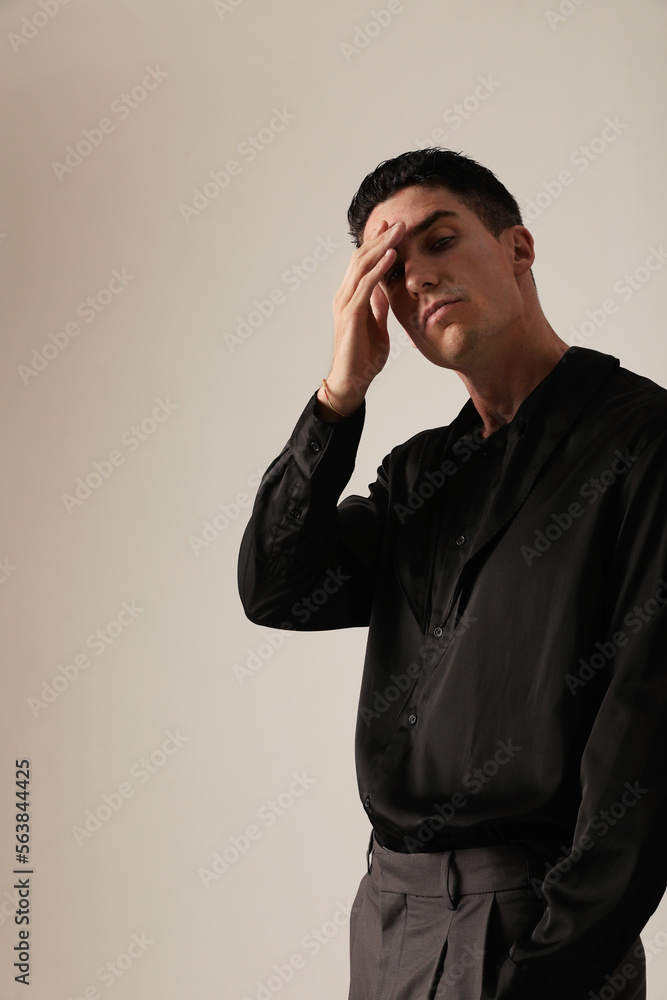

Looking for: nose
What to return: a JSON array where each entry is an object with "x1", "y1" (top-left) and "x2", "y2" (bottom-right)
[{"x1": 404, "y1": 253, "x2": 439, "y2": 296}]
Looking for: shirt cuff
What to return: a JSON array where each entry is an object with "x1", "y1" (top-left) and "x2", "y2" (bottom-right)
[{"x1": 290, "y1": 389, "x2": 365, "y2": 480}]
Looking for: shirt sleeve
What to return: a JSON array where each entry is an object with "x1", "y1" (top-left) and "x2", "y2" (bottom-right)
[
  {"x1": 494, "y1": 431, "x2": 667, "y2": 999},
  {"x1": 237, "y1": 389, "x2": 390, "y2": 631}
]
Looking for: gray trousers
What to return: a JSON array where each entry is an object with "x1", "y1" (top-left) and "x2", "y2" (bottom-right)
[{"x1": 348, "y1": 830, "x2": 646, "y2": 1000}]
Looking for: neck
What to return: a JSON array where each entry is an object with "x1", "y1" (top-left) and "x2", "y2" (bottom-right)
[{"x1": 455, "y1": 319, "x2": 571, "y2": 438}]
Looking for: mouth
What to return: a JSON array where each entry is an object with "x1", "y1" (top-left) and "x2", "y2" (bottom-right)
[{"x1": 422, "y1": 298, "x2": 462, "y2": 330}]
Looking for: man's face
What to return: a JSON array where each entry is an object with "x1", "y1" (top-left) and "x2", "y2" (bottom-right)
[{"x1": 361, "y1": 184, "x2": 534, "y2": 370}]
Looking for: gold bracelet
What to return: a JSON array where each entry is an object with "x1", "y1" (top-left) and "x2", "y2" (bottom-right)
[{"x1": 321, "y1": 378, "x2": 348, "y2": 417}]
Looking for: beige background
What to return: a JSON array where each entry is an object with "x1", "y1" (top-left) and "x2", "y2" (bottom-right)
[{"x1": 1, "y1": 0, "x2": 667, "y2": 996}]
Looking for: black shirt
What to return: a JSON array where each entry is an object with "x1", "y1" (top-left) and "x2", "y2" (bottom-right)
[
  {"x1": 237, "y1": 346, "x2": 667, "y2": 999},
  {"x1": 428, "y1": 416, "x2": 509, "y2": 639}
]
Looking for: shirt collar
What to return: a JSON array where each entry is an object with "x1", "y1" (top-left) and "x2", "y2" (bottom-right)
[{"x1": 447, "y1": 345, "x2": 620, "y2": 450}]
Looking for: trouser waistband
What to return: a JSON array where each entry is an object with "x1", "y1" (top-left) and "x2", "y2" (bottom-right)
[{"x1": 366, "y1": 829, "x2": 543, "y2": 911}]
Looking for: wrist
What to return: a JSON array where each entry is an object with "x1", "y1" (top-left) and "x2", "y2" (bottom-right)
[
  {"x1": 315, "y1": 385, "x2": 346, "y2": 422},
  {"x1": 322, "y1": 375, "x2": 366, "y2": 415}
]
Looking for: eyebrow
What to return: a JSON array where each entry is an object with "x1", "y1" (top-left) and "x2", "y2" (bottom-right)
[
  {"x1": 363, "y1": 208, "x2": 459, "y2": 246},
  {"x1": 403, "y1": 209, "x2": 459, "y2": 241}
]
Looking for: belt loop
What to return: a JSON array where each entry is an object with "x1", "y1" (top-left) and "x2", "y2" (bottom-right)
[
  {"x1": 366, "y1": 829, "x2": 374, "y2": 875},
  {"x1": 442, "y1": 850, "x2": 458, "y2": 910}
]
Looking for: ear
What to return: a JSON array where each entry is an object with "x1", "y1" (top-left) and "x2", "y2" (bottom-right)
[{"x1": 509, "y1": 225, "x2": 535, "y2": 277}]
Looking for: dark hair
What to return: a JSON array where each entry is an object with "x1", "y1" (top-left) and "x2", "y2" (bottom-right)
[{"x1": 347, "y1": 148, "x2": 523, "y2": 247}]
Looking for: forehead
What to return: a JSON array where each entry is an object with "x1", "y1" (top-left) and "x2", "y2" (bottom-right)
[{"x1": 362, "y1": 184, "x2": 474, "y2": 243}]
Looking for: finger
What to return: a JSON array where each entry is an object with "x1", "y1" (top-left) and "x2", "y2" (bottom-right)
[
  {"x1": 370, "y1": 282, "x2": 389, "y2": 329},
  {"x1": 348, "y1": 246, "x2": 398, "y2": 314},
  {"x1": 354, "y1": 220, "x2": 405, "y2": 272},
  {"x1": 336, "y1": 222, "x2": 404, "y2": 311},
  {"x1": 367, "y1": 219, "x2": 404, "y2": 248},
  {"x1": 369, "y1": 219, "x2": 387, "y2": 239}
]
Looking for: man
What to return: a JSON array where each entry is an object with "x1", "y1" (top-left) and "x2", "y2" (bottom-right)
[{"x1": 237, "y1": 148, "x2": 667, "y2": 999}]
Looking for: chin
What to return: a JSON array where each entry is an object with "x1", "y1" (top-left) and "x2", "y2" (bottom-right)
[
  {"x1": 433, "y1": 329, "x2": 484, "y2": 371},
  {"x1": 432, "y1": 323, "x2": 470, "y2": 354}
]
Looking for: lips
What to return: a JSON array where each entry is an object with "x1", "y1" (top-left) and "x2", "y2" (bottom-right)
[{"x1": 422, "y1": 298, "x2": 461, "y2": 330}]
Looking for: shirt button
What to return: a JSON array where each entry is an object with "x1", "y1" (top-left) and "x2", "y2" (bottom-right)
[
  {"x1": 289, "y1": 509, "x2": 302, "y2": 519},
  {"x1": 455, "y1": 534, "x2": 466, "y2": 546},
  {"x1": 308, "y1": 440, "x2": 321, "y2": 452},
  {"x1": 433, "y1": 626, "x2": 443, "y2": 637},
  {"x1": 408, "y1": 714, "x2": 417, "y2": 725},
  {"x1": 364, "y1": 796, "x2": 371, "y2": 810}
]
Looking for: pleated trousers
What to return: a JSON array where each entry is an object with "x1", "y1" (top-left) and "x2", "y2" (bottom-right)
[{"x1": 348, "y1": 830, "x2": 646, "y2": 1000}]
